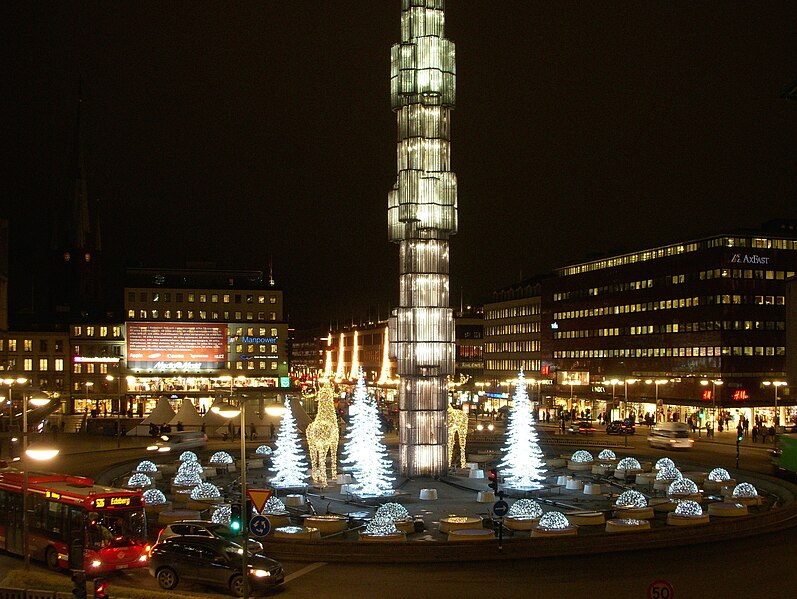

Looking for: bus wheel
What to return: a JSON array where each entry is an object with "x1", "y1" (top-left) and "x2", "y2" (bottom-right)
[{"x1": 45, "y1": 547, "x2": 60, "y2": 570}]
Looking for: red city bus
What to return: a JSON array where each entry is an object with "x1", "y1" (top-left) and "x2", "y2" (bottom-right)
[{"x1": 0, "y1": 470, "x2": 149, "y2": 573}]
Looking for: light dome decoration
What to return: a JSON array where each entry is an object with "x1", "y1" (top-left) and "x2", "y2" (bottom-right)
[
  {"x1": 375, "y1": 502, "x2": 411, "y2": 522},
  {"x1": 656, "y1": 466, "x2": 683, "y2": 481},
  {"x1": 668, "y1": 478, "x2": 699, "y2": 496},
  {"x1": 570, "y1": 450, "x2": 594, "y2": 463},
  {"x1": 262, "y1": 496, "x2": 286, "y2": 514},
  {"x1": 598, "y1": 449, "x2": 616, "y2": 460},
  {"x1": 212, "y1": 504, "x2": 231, "y2": 525},
  {"x1": 190, "y1": 482, "x2": 221, "y2": 500},
  {"x1": 537, "y1": 512, "x2": 570, "y2": 531},
  {"x1": 255, "y1": 445, "x2": 273, "y2": 456},
  {"x1": 143, "y1": 489, "x2": 167, "y2": 505},
  {"x1": 364, "y1": 515, "x2": 399, "y2": 536},
  {"x1": 209, "y1": 452, "x2": 234, "y2": 465},
  {"x1": 179, "y1": 451, "x2": 198, "y2": 462},
  {"x1": 655, "y1": 457, "x2": 675, "y2": 470},
  {"x1": 707, "y1": 468, "x2": 731, "y2": 482},
  {"x1": 126, "y1": 473, "x2": 152, "y2": 487},
  {"x1": 616, "y1": 457, "x2": 641, "y2": 471},
  {"x1": 136, "y1": 460, "x2": 158, "y2": 473},
  {"x1": 616, "y1": 490, "x2": 648, "y2": 508},
  {"x1": 674, "y1": 500, "x2": 703, "y2": 517},
  {"x1": 732, "y1": 482, "x2": 758, "y2": 498},
  {"x1": 178, "y1": 460, "x2": 203, "y2": 476},
  {"x1": 507, "y1": 499, "x2": 543, "y2": 520},
  {"x1": 173, "y1": 470, "x2": 202, "y2": 486}
]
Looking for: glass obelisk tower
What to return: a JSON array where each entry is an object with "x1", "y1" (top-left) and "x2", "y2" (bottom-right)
[{"x1": 388, "y1": 0, "x2": 457, "y2": 477}]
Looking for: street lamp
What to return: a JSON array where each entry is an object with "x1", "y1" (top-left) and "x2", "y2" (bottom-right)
[
  {"x1": 212, "y1": 394, "x2": 286, "y2": 599},
  {"x1": 606, "y1": 378, "x2": 620, "y2": 418},
  {"x1": 700, "y1": 379, "x2": 723, "y2": 422},
  {"x1": 21, "y1": 389, "x2": 59, "y2": 569},
  {"x1": 763, "y1": 381, "x2": 786, "y2": 427}
]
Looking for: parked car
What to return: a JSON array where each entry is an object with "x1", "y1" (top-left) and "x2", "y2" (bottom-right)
[
  {"x1": 156, "y1": 520, "x2": 264, "y2": 553},
  {"x1": 149, "y1": 536, "x2": 284, "y2": 596},
  {"x1": 567, "y1": 420, "x2": 597, "y2": 435},
  {"x1": 147, "y1": 431, "x2": 208, "y2": 453},
  {"x1": 606, "y1": 419, "x2": 636, "y2": 435},
  {"x1": 647, "y1": 422, "x2": 694, "y2": 450}
]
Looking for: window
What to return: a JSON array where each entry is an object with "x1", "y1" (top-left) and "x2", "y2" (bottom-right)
[
  {"x1": 24, "y1": 339, "x2": 33, "y2": 352},
  {"x1": 100, "y1": 327, "x2": 108, "y2": 337},
  {"x1": 55, "y1": 359, "x2": 64, "y2": 371},
  {"x1": 211, "y1": 294, "x2": 218, "y2": 303},
  {"x1": 8, "y1": 339, "x2": 16, "y2": 352},
  {"x1": 24, "y1": 359, "x2": 33, "y2": 371},
  {"x1": 188, "y1": 294, "x2": 195, "y2": 302},
  {"x1": 39, "y1": 339, "x2": 48, "y2": 352},
  {"x1": 223, "y1": 294, "x2": 230, "y2": 303},
  {"x1": 39, "y1": 358, "x2": 48, "y2": 371},
  {"x1": 199, "y1": 294, "x2": 207, "y2": 303},
  {"x1": 269, "y1": 312, "x2": 276, "y2": 320},
  {"x1": 269, "y1": 296, "x2": 277, "y2": 304},
  {"x1": 139, "y1": 292, "x2": 147, "y2": 302},
  {"x1": 127, "y1": 292, "x2": 135, "y2": 302}
]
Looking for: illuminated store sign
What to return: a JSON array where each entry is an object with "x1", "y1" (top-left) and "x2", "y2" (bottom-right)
[
  {"x1": 127, "y1": 323, "x2": 227, "y2": 372},
  {"x1": 241, "y1": 336, "x2": 278, "y2": 344},
  {"x1": 73, "y1": 356, "x2": 121, "y2": 363},
  {"x1": 730, "y1": 253, "x2": 770, "y2": 265}
]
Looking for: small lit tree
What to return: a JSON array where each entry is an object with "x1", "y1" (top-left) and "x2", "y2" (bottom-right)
[
  {"x1": 498, "y1": 369, "x2": 547, "y2": 489},
  {"x1": 342, "y1": 369, "x2": 394, "y2": 496},
  {"x1": 269, "y1": 399, "x2": 309, "y2": 487}
]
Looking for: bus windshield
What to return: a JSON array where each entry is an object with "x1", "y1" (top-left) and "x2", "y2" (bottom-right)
[{"x1": 87, "y1": 509, "x2": 147, "y2": 549}]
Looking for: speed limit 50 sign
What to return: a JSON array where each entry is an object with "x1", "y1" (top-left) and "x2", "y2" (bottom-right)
[{"x1": 647, "y1": 580, "x2": 674, "y2": 599}]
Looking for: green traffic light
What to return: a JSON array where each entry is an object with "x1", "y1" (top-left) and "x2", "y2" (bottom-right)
[{"x1": 230, "y1": 520, "x2": 241, "y2": 531}]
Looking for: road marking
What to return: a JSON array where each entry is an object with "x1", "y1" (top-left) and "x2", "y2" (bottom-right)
[{"x1": 284, "y1": 561, "x2": 327, "y2": 583}]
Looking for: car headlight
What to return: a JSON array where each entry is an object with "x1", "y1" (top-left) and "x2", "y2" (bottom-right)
[
  {"x1": 250, "y1": 569, "x2": 271, "y2": 577},
  {"x1": 91, "y1": 560, "x2": 102, "y2": 568}
]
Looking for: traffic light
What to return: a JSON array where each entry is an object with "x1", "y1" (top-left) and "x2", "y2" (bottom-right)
[
  {"x1": 487, "y1": 468, "x2": 499, "y2": 492},
  {"x1": 230, "y1": 502, "x2": 243, "y2": 531},
  {"x1": 93, "y1": 578, "x2": 109, "y2": 599},
  {"x1": 71, "y1": 571, "x2": 87, "y2": 599},
  {"x1": 737, "y1": 429, "x2": 744, "y2": 444}
]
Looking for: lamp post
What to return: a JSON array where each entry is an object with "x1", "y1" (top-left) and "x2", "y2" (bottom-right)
[
  {"x1": 622, "y1": 379, "x2": 638, "y2": 420},
  {"x1": 213, "y1": 394, "x2": 286, "y2": 599},
  {"x1": 763, "y1": 381, "x2": 786, "y2": 427},
  {"x1": 608, "y1": 379, "x2": 620, "y2": 419},
  {"x1": 700, "y1": 379, "x2": 723, "y2": 423},
  {"x1": 22, "y1": 389, "x2": 59, "y2": 569},
  {"x1": 646, "y1": 379, "x2": 668, "y2": 422}
]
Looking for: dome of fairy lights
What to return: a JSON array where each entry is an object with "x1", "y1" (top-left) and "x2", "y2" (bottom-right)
[
  {"x1": 212, "y1": 504, "x2": 231, "y2": 525},
  {"x1": 537, "y1": 512, "x2": 570, "y2": 530},
  {"x1": 136, "y1": 460, "x2": 158, "y2": 473},
  {"x1": 616, "y1": 457, "x2": 641, "y2": 471},
  {"x1": 656, "y1": 466, "x2": 682, "y2": 481},
  {"x1": 570, "y1": 450, "x2": 593, "y2": 463},
  {"x1": 143, "y1": 489, "x2": 167, "y2": 505},
  {"x1": 255, "y1": 445, "x2": 273, "y2": 456},
  {"x1": 507, "y1": 499, "x2": 543, "y2": 519},
  {"x1": 179, "y1": 451, "x2": 199, "y2": 462},
  {"x1": 668, "y1": 478, "x2": 699, "y2": 496},
  {"x1": 174, "y1": 471, "x2": 202, "y2": 486},
  {"x1": 674, "y1": 500, "x2": 703, "y2": 517},
  {"x1": 655, "y1": 457, "x2": 675, "y2": 470},
  {"x1": 209, "y1": 452, "x2": 234, "y2": 465},
  {"x1": 732, "y1": 482, "x2": 758, "y2": 498},
  {"x1": 178, "y1": 460, "x2": 204, "y2": 476},
  {"x1": 598, "y1": 449, "x2": 616, "y2": 460},
  {"x1": 707, "y1": 468, "x2": 731, "y2": 482},
  {"x1": 616, "y1": 490, "x2": 648, "y2": 508},
  {"x1": 262, "y1": 496, "x2": 286, "y2": 514},
  {"x1": 364, "y1": 515, "x2": 398, "y2": 536},
  {"x1": 190, "y1": 482, "x2": 221, "y2": 500},
  {"x1": 126, "y1": 473, "x2": 152, "y2": 487},
  {"x1": 375, "y1": 503, "x2": 410, "y2": 522}
]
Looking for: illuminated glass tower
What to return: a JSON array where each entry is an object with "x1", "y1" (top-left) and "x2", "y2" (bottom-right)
[{"x1": 388, "y1": 0, "x2": 457, "y2": 476}]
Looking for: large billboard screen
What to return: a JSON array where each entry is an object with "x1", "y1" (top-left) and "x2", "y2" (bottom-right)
[{"x1": 126, "y1": 323, "x2": 227, "y2": 372}]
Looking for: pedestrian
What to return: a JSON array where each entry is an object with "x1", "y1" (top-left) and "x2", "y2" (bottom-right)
[
  {"x1": 176, "y1": 420, "x2": 184, "y2": 432},
  {"x1": 752, "y1": 425, "x2": 758, "y2": 443},
  {"x1": 269, "y1": 422, "x2": 276, "y2": 439},
  {"x1": 250, "y1": 422, "x2": 257, "y2": 440},
  {"x1": 743, "y1": 417, "x2": 749, "y2": 437}
]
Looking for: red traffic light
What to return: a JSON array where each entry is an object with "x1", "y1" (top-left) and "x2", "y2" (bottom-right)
[
  {"x1": 93, "y1": 578, "x2": 109, "y2": 599},
  {"x1": 487, "y1": 468, "x2": 499, "y2": 492}
]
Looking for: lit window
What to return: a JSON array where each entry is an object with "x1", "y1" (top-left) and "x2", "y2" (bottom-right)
[
  {"x1": 55, "y1": 359, "x2": 64, "y2": 371},
  {"x1": 24, "y1": 339, "x2": 32, "y2": 352},
  {"x1": 39, "y1": 358, "x2": 48, "y2": 370},
  {"x1": 23, "y1": 359, "x2": 33, "y2": 371}
]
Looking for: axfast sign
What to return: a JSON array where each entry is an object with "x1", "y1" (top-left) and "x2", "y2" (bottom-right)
[{"x1": 729, "y1": 253, "x2": 771, "y2": 265}]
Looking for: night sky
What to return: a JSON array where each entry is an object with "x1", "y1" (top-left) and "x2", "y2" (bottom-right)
[{"x1": 4, "y1": 1, "x2": 796, "y2": 327}]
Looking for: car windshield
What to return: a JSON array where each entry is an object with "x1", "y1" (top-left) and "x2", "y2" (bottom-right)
[{"x1": 224, "y1": 544, "x2": 257, "y2": 558}]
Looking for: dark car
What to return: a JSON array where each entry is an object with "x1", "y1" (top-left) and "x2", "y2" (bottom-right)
[
  {"x1": 567, "y1": 420, "x2": 597, "y2": 435},
  {"x1": 606, "y1": 419, "x2": 636, "y2": 435},
  {"x1": 149, "y1": 536, "x2": 284, "y2": 596}
]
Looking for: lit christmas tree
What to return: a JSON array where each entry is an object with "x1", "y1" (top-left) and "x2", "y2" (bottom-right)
[
  {"x1": 269, "y1": 398, "x2": 309, "y2": 487},
  {"x1": 342, "y1": 369, "x2": 394, "y2": 496},
  {"x1": 498, "y1": 369, "x2": 547, "y2": 489}
]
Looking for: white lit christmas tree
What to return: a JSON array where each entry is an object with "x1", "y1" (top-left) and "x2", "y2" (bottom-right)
[
  {"x1": 269, "y1": 398, "x2": 309, "y2": 487},
  {"x1": 342, "y1": 369, "x2": 394, "y2": 496},
  {"x1": 498, "y1": 369, "x2": 547, "y2": 489}
]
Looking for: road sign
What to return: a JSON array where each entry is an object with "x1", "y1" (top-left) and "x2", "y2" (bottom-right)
[
  {"x1": 492, "y1": 500, "x2": 509, "y2": 517},
  {"x1": 647, "y1": 580, "x2": 674, "y2": 599},
  {"x1": 249, "y1": 515, "x2": 271, "y2": 538},
  {"x1": 247, "y1": 489, "x2": 273, "y2": 514}
]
